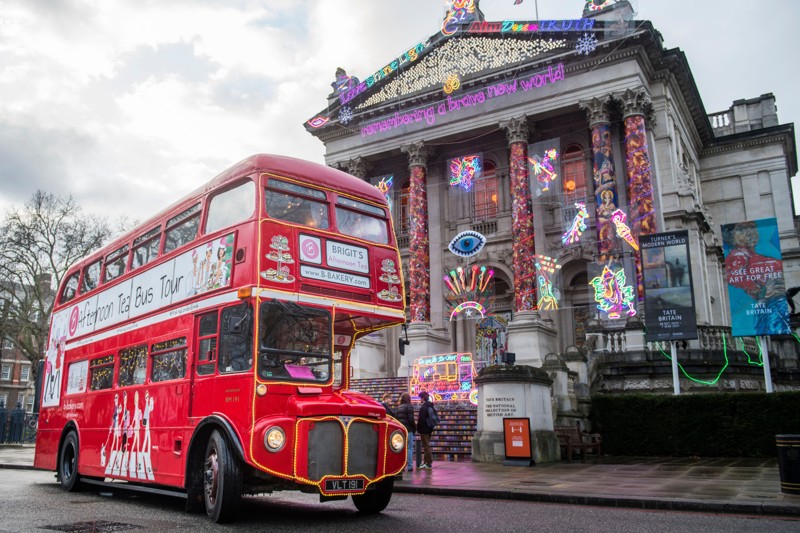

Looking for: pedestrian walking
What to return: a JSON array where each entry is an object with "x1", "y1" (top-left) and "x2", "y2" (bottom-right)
[
  {"x1": 395, "y1": 392, "x2": 416, "y2": 471},
  {"x1": 417, "y1": 391, "x2": 437, "y2": 469}
]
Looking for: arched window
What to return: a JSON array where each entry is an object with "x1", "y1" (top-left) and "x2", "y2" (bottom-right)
[
  {"x1": 562, "y1": 145, "x2": 587, "y2": 200},
  {"x1": 473, "y1": 160, "x2": 497, "y2": 221},
  {"x1": 397, "y1": 181, "x2": 411, "y2": 234}
]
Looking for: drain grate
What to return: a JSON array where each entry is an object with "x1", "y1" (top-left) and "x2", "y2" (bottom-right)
[{"x1": 42, "y1": 521, "x2": 143, "y2": 533}]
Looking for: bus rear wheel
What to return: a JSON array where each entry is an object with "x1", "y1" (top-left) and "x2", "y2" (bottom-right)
[
  {"x1": 203, "y1": 429, "x2": 242, "y2": 523},
  {"x1": 58, "y1": 431, "x2": 82, "y2": 492},
  {"x1": 352, "y1": 476, "x2": 394, "y2": 514}
]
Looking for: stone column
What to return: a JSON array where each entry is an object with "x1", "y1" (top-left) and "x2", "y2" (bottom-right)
[
  {"x1": 397, "y1": 143, "x2": 451, "y2": 376},
  {"x1": 499, "y1": 117, "x2": 556, "y2": 367},
  {"x1": 579, "y1": 96, "x2": 620, "y2": 262},
  {"x1": 401, "y1": 142, "x2": 431, "y2": 324},
  {"x1": 500, "y1": 117, "x2": 537, "y2": 311},
  {"x1": 617, "y1": 87, "x2": 657, "y2": 297}
]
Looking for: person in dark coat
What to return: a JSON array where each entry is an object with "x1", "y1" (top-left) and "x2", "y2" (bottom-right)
[
  {"x1": 395, "y1": 392, "x2": 416, "y2": 471},
  {"x1": 380, "y1": 392, "x2": 395, "y2": 418},
  {"x1": 416, "y1": 391, "x2": 435, "y2": 469}
]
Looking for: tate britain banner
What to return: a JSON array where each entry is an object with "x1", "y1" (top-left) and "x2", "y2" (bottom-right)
[
  {"x1": 722, "y1": 218, "x2": 791, "y2": 336},
  {"x1": 640, "y1": 230, "x2": 698, "y2": 342}
]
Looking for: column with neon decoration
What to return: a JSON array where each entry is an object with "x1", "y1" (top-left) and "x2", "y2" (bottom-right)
[
  {"x1": 502, "y1": 116, "x2": 537, "y2": 312},
  {"x1": 579, "y1": 95, "x2": 621, "y2": 264},
  {"x1": 500, "y1": 117, "x2": 557, "y2": 369},
  {"x1": 618, "y1": 87, "x2": 658, "y2": 299},
  {"x1": 402, "y1": 142, "x2": 431, "y2": 324}
]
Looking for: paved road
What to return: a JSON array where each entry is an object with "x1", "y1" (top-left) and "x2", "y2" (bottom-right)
[{"x1": 1, "y1": 470, "x2": 798, "y2": 533}]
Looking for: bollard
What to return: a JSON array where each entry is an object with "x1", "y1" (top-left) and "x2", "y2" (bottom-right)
[
  {"x1": 776, "y1": 434, "x2": 800, "y2": 495},
  {"x1": 9, "y1": 403, "x2": 24, "y2": 443},
  {"x1": 415, "y1": 435, "x2": 422, "y2": 467},
  {"x1": 0, "y1": 402, "x2": 6, "y2": 443}
]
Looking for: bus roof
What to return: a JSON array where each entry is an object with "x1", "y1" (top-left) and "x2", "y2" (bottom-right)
[{"x1": 80, "y1": 154, "x2": 385, "y2": 267}]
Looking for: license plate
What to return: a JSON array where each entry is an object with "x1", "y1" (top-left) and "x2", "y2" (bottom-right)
[{"x1": 324, "y1": 478, "x2": 365, "y2": 493}]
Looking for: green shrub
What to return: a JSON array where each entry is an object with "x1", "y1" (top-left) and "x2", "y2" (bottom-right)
[{"x1": 589, "y1": 392, "x2": 800, "y2": 457}]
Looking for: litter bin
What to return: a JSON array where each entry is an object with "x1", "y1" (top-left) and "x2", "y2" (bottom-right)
[{"x1": 776, "y1": 434, "x2": 800, "y2": 495}]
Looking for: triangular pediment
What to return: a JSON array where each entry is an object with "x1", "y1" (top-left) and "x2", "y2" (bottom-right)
[
  {"x1": 305, "y1": 18, "x2": 626, "y2": 132},
  {"x1": 356, "y1": 34, "x2": 570, "y2": 111}
]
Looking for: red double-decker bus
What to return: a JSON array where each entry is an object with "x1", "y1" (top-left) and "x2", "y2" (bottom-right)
[{"x1": 34, "y1": 154, "x2": 408, "y2": 522}]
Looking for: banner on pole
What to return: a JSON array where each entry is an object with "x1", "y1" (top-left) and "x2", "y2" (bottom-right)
[
  {"x1": 640, "y1": 230, "x2": 698, "y2": 342},
  {"x1": 722, "y1": 218, "x2": 790, "y2": 336}
]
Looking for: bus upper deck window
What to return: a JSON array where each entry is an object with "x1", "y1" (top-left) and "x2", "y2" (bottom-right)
[
  {"x1": 59, "y1": 271, "x2": 80, "y2": 304},
  {"x1": 104, "y1": 245, "x2": 129, "y2": 283},
  {"x1": 131, "y1": 226, "x2": 161, "y2": 271},
  {"x1": 164, "y1": 204, "x2": 201, "y2": 254},
  {"x1": 265, "y1": 179, "x2": 329, "y2": 230},
  {"x1": 80, "y1": 259, "x2": 102, "y2": 294},
  {"x1": 335, "y1": 197, "x2": 388, "y2": 244},
  {"x1": 206, "y1": 181, "x2": 255, "y2": 234}
]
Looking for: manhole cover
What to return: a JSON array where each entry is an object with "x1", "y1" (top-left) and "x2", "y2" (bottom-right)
[{"x1": 42, "y1": 521, "x2": 143, "y2": 533}]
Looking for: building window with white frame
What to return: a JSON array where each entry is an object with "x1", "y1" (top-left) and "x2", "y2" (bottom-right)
[
  {"x1": 2, "y1": 337, "x2": 13, "y2": 350},
  {"x1": 20, "y1": 365, "x2": 30, "y2": 382},
  {"x1": 1, "y1": 364, "x2": 10, "y2": 381},
  {"x1": 0, "y1": 393, "x2": 7, "y2": 408}
]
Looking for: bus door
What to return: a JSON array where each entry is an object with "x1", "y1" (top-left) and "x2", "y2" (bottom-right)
[{"x1": 190, "y1": 310, "x2": 220, "y2": 418}]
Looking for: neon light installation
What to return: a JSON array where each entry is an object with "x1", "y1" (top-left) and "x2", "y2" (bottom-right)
[
  {"x1": 529, "y1": 148, "x2": 559, "y2": 192},
  {"x1": 611, "y1": 209, "x2": 639, "y2": 250},
  {"x1": 409, "y1": 352, "x2": 477, "y2": 403},
  {"x1": 444, "y1": 265, "x2": 494, "y2": 320},
  {"x1": 443, "y1": 73, "x2": 461, "y2": 94},
  {"x1": 376, "y1": 175, "x2": 393, "y2": 207},
  {"x1": 306, "y1": 116, "x2": 330, "y2": 128},
  {"x1": 589, "y1": 265, "x2": 636, "y2": 319},
  {"x1": 585, "y1": 0, "x2": 614, "y2": 12},
  {"x1": 534, "y1": 255, "x2": 561, "y2": 311},
  {"x1": 360, "y1": 64, "x2": 565, "y2": 138},
  {"x1": 448, "y1": 230, "x2": 486, "y2": 258},
  {"x1": 464, "y1": 19, "x2": 596, "y2": 34},
  {"x1": 562, "y1": 202, "x2": 589, "y2": 245},
  {"x1": 449, "y1": 155, "x2": 482, "y2": 191},
  {"x1": 441, "y1": 0, "x2": 479, "y2": 36}
]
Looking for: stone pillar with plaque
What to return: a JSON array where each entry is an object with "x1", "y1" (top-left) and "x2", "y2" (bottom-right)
[{"x1": 471, "y1": 365, "x2": 559, "y2": 464}]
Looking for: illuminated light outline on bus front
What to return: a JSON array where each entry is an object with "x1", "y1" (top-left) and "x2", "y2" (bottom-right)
[{"x1": 249, "y1": 179, "x2": 406, "y2": 488}]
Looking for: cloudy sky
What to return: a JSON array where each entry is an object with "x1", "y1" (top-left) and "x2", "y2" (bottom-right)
[{"x1": 1, "y1": 0, "x2": 798, "y2": 223}]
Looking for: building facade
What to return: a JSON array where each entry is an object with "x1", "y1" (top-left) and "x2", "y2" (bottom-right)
[{"x1": 305, "y1": 1, "x2": 799, "y2": 397}]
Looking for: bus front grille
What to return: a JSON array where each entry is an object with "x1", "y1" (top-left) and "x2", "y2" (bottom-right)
[{"x1": 306, "y1": 420, "x2": 378, "y2": 481}]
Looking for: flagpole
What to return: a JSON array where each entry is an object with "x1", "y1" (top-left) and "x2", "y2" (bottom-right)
[{"x1": 535, "y1": 0, "x2": 539, "y2": 20}]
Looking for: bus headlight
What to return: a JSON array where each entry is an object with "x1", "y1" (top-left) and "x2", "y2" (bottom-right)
[
  {"x1": 390, "y1": 430, "x2": 405, "y2": 453},
  {"x1": 264, "y1": 426, "x2": 286, "y2": 452}
]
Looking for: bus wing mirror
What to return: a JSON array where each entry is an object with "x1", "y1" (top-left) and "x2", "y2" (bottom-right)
[{"x1": 399, "y1": 323, "x2": 410, "y2": 356}]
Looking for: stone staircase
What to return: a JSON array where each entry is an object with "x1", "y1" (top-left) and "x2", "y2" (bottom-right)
[{"x1": 350, "y1": 377, "x2": 477, "y2": 463}]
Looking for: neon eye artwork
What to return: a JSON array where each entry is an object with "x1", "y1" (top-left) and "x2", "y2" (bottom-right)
[
  {"x1": 449, "y1": 155, "x2": 482, "y2": 191},
  {"x1": 528, "y1": 147, "x2": 559, "y2": 192},
  {"x1": 589, "y1": 265, "x2": 636, "y2": 319},
  {"x1": 448, "y1": 230, "x2": 487, "y2": 258},
  {"x1": 306, "y1": 116, "x2": 330, "y2": 128},
  {"x1": 611, "y1": 209, "x2": 639, "y2": 250},
  {"x1": 562, "y1": 202, "x2": 589, "y2": 245},
  {"x1": 444, "y1": 265, "x2": 494, "y2": 320}
]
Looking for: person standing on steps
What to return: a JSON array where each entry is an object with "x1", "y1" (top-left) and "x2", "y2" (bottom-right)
[
  {"x1": 417, "y1": 391, "x2": 436, "y2": 469},
  {"x1": 395, "y1": 392, "x2": 416, "y2": 471}
]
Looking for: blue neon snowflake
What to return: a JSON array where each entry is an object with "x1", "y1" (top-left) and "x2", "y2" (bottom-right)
[
  {"x1": 339, "y1": 106, "x2": 353, "y2": 125},
  {"x1": 576, "y1": 33, "x2": 598, "y2": 55}
]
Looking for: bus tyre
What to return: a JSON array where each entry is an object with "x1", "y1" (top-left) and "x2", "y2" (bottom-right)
[
  {"x1": 58, "y1": 431, "x2": 82, "y2": 492},
  {"x1": 203, "y1": 429, "x2": 242, "y2": 523},
  {"x1": 352, "y1": 476, "x2": 394, "y2": 514}
]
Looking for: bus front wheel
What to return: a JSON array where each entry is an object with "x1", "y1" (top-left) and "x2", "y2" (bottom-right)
[
  {"x1": 203, "y1": 429, "x2": 242, "y2": 523},
  {"x1": 352, "y1": 476, "x2": 394, "y2": 514},
  {"x1": 58, "y1": 431, "x2": 82, "y2": 492}
]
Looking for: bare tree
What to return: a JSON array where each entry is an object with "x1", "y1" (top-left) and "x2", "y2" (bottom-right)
[{"x1": 0, "y1": 191, "x2": 110, "y2": 367}]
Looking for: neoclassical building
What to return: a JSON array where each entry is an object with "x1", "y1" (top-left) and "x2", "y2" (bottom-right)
[{"x1": 304, "y1": 0, "x2": 799, "y2": 396}]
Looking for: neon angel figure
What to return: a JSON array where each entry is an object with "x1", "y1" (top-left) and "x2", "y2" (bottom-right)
[{"x1": 589, "y1": 265, "x2": 636, "y2": 319}]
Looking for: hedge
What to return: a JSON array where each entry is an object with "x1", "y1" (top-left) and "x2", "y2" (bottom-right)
[{"x1": 589, "y1": 391, "x2": 800, "y2": 457}]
